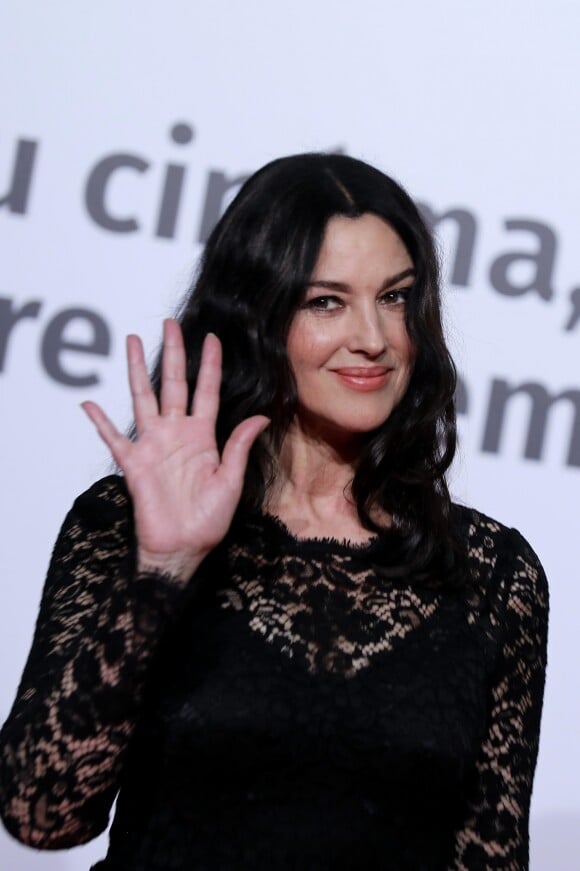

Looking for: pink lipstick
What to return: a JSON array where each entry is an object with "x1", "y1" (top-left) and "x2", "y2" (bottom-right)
[{"x1": 332, "y1": 367, "x2": 391, "y2": 392}]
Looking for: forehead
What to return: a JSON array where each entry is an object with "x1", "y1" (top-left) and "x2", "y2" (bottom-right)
[{"x1": 312, "y1": 214, "x2": 413, "y2": 281}]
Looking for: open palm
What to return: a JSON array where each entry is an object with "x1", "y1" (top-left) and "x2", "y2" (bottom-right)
[{"x1": 82, "y1": 319, "x2": 269, "y2": 583}]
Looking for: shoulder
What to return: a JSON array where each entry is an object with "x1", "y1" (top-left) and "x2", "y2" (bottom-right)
[
  {"x1": 69, "y1": 474, "x2": 131, "y2": 526},
  {"x1": 41, "y1": 477, "x2": 135, "y2": 613},
  {"x1": 52, "y1": 476, "x2": 134, "y2": 555},
  {"x1": 452, "y1": 503, "x2": 549, "y2": 619}
]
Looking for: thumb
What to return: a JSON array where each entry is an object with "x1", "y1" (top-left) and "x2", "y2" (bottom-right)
[{"x1": 220, "y1": 415, "x2": 270, "y2": 477}]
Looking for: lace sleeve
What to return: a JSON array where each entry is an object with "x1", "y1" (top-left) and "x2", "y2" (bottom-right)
[
  {"x1": 0, "y1": 476, "x2": 184, "y2": 850},
  {"x1": 450, "y1": 530, "x2": 549, "y2": 871}
]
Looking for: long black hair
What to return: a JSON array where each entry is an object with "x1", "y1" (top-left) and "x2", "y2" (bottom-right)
[{"x1": 150, "y1": 153, "x2": 464, "y2": 586}]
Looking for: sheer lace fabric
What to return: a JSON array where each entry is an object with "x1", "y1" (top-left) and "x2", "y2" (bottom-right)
[{"x1": 0, "y1": 476, "x2": 548, "y2": 870}]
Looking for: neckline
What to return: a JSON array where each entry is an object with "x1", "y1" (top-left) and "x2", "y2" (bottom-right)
[{"x1": 251, "y1": 508, "x2": 384, "y2": 555}]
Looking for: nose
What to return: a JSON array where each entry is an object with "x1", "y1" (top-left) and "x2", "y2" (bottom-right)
[{"x1": 346, "y1": 302, "x2": 387, "y2": 357}]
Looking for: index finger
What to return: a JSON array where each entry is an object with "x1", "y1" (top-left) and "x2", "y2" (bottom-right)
[{"x1": 191, "y1": 333, "x2": 222, "y2": 423}]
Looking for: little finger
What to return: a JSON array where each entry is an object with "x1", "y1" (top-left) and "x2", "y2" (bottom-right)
[{"x1": 81, "y1": 401, "x2": 132, "y2": 468}]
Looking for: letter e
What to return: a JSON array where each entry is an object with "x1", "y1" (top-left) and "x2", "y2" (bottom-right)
[{"x1": 41, "y1": 308, "x2": 111, "y2": 386}]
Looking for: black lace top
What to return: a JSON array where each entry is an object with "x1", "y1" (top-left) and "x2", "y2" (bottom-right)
[{"x1": 0, "y1": 476, "x2": 548, "y2": 870}]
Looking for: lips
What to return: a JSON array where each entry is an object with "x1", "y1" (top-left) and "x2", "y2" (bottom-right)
[
  {"x1": 333, "y1": 367, "x2": 389, "y2": 377},
  {"x1": 332, "y1": 366, "x2": 392, "y2": 392}
]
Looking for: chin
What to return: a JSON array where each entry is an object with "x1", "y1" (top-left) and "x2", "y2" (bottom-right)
[
  {"x1": 311, "y1": 413, "x2": 393, "y2": 441},
  {"x1": 344, "y1": 418, "x2": 391, "y2": 435},
  {"x1": 336, "y1": 404, "x2": 399, "y2": 435},
  {"x1": 293, "y1": 398, "x2": 400, "y2": 441}
]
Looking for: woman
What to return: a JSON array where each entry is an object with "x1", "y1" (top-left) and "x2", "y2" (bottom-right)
[{"x1": 0, "y1": 153, "x2": 548, "y2": 870}]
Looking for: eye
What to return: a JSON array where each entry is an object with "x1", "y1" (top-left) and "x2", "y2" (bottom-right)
[
  {"x1": 303, "y1": 295, "x2": 343, "y2": 312},
  {"x1": 379, "y1": 287, "x2": 411, "y2": 307}
]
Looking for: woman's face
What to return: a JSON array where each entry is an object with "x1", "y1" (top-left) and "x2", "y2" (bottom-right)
[{"x1": 286, "y1": 213, "x2": 415, "y2": 440}]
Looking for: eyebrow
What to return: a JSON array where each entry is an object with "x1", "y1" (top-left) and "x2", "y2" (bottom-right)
[{"x1": 306, "y1": 267, "x2": 416, "y2": 293}]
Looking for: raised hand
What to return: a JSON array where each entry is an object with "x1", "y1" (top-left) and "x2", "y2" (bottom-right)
[{"x1": 82, "y1": 319, "x2": 269, "y2": 583}]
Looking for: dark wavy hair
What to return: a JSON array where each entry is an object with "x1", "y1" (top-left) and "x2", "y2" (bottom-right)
[{"x1": 150, "y1": 153, "x2": 464, "y2": 586}]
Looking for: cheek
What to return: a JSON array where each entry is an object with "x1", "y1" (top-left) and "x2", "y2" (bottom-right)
[
  {"x1": 286, "y1": 319, "x2": 335, "y2": 371},
  {"x1": 388, "y1": 319, "x2": 415, "y2": 366},
  {"x1": 404, "y1": 336, "x2": 416, "y2": 369}
]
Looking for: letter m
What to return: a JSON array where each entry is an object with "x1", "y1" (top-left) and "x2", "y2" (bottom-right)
[
  {"x1": 416, "y1": 203, "x2": 477, "y2": 287},
  {"x1": 482, "y1": 379, "x2": 580, "y2": 467}
]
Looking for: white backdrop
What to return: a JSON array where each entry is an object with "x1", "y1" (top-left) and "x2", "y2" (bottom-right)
[{"x1": 1, "y1": 2, "x2": 578, "y2": 868}]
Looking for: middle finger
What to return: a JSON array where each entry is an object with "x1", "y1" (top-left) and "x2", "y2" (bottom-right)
[{"x1": 160, "y1": 319, "x2": 189, "y2": 416}]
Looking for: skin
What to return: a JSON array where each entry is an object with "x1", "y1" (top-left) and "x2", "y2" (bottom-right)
[
  {"x1": 270, "y1": 214, "x2": 415, "y2": 541},
  {"x1": 83, "y1": 213, "x2": 415, "y2": 572},
  {"x1": 82, "y1": 324, "x2": 269, "y2": 582},
  {"x1": 286, "y1": 214, "x2": 414, "y2": 440}
]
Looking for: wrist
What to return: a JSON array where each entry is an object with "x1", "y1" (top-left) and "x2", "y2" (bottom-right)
[{"x1": 136, "y1": 547, "x2": 207, "y2": 585}]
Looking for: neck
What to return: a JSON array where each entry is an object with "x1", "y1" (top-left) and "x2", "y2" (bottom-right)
[{"x1": 266, "y1": 419, "x2": 362, "y2": 518}]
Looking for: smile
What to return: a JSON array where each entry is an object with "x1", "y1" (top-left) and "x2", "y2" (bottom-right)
[{"x1": 332, "y1": 367, "x2": 392, "y2": 392}]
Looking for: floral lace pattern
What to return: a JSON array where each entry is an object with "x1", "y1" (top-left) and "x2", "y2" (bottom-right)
[
  {"x1": 0, "y1": 476, "x2": 548, "y2": 870},
  {"x1": 221, "y1": 521, "x2": 442, "y2": 677}
]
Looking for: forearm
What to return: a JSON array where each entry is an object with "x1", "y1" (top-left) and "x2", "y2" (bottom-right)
[
  {"x1": 0, "y1": 565, "x2": 184, "y2": 848},
  {"x1": 0, "y1": 474, "x2": 200, "y2": 848},
  {"x1": 450, "y1": 528, "x2": 548, "y2": 870}
]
